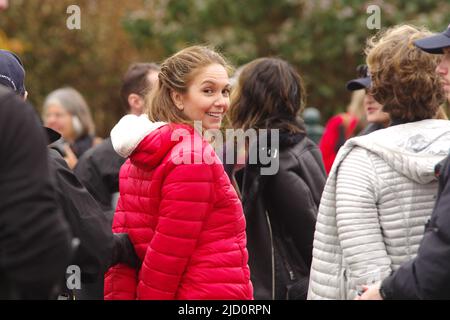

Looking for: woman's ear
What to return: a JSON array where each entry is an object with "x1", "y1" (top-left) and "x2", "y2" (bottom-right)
[{"x1": 170, "y1": 90, "x2": 184, "y2": 111}]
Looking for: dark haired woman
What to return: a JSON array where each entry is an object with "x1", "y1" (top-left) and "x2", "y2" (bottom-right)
[{"x1": 229, "y1": 57, "x2": 326, "y2": 300}]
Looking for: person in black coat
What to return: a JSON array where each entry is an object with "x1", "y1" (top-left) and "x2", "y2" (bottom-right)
[
  {"x1": 0, "y1": 86, "x2": 72, "y2": 299},
  {"x1": 74, "y1": 63, "x2": 160, "y2": 218},
  {"x1": 47, "y1": 144, "x2": 139, "y2": 299},
  {"x1": 47, "y1": 146, "x2": 114, "y2": 299},
  {"x1": 228, "y1": 57, "x2": 327, "y2": 300},
  {"x1": 358, "y1": 24, "x2": 450, "y2": 300},
  {"x1": 0, "y1": 49, "x2": 138, "y2": 299}
]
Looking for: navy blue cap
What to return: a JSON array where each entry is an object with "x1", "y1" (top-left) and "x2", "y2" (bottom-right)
[
  {"x1": 0, "y1": 50, "x2": 26, "y2": 96},
  {"x1": 346, "y1": 64, "x2": 371, "y2": 91},
  {"x1": 346, "y1": 77, "x2": 371, "y2": 91},
  {"x1": 414, "y1": 24, "x2": 450, "y2": 54}
]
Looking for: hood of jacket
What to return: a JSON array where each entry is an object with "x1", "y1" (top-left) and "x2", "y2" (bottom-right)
[
  {"x1": 110, "y1": 114, "x2": 179, "y2": 169},
  {"x1": 331, "y1": 119, "x2": 450, "y2": 184}
]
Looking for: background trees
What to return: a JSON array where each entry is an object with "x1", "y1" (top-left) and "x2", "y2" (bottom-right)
[{"x1": 1, "y1": 0, "x2": 449, "y2": 136}]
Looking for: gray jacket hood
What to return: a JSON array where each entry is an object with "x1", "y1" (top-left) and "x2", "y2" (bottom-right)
[{"x1": 332, "y1": 119, "x2": 450, "y2": 184}]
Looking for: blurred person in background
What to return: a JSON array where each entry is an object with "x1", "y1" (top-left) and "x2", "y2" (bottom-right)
[
  {"x1": 319, "y1": 89, "x2": 366, "y2": 174},
  {"x1": 308, "y1": 24, "x2": 450, "y2": 300},
  {"x1": 346, "y1": 64, "x2": 390, "y2": 135},
  {"x1": 74, "y1": 63, "x2": 160, "y2": 218},
  {"x1": 229, "y1": 57, "x2": 326, "y2": 300},
  {"x1": 42, "y1": 87, "x2": 101, "y2": 169},
  {"x1": 347, "y1": 64, "x2": 447, "y2": 134}
]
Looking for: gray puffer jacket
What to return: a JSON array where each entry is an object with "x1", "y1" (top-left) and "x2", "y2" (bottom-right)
[{"x1": 307, "y1": 119, "x2": 450, "y2": 300}]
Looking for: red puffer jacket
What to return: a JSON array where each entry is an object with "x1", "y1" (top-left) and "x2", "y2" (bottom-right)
[{"x1": 104, "y1": 115, "x2": 253, "y2": 300}]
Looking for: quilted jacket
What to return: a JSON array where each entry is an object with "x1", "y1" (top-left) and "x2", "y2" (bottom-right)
[
  {"x1": 104, "y1": 115, "x2": 253, "y2": 300},
  {"x1": 308, "y1": 119, "x2": 450, "y2": 300}
]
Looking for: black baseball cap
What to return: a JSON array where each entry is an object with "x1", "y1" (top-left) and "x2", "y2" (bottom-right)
[
  {"x1": 414, "y1": 24, "x2": 450, "y2": 54},
  {"x1": 0, "y1": 50, "x2": 59, "y2": 143},
  {"x1": 0, "y1": 50, "x2": 26, "y2": 96},
  {"x1": 346, "y1": 64, "x2": 371, "y2": 91}
]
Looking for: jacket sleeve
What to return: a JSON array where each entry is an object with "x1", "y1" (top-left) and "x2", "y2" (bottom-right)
[
  {"x1": 49, "y1": 149, "x2": 114, "y2": 283},
  {"x1": 74, "y1": 138, "x2": 125, "y2": 216},
  {"x1": 382, "y1": 156, "x2": 450, "y2": 299},
  {"x1": 0, "y1": 92, "x2": 72, "y2": 299},
  {"x1": 335, "y1": 147, "x2": 392, "y2": 299},
  {"x1": 137, "y1": 161, "x2": 214, "y2": 299}
]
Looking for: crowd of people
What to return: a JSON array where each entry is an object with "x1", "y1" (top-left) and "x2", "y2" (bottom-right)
[{"x1": 1, "y1": 18, "x2": 450, "y2": 300}]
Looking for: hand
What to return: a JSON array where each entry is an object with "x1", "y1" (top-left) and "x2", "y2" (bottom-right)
[
  {"x1": 111, "y1": 233, "x2": 140, "y2": 269},
  {"x1": 63, "y1": 144, "x2": 78, "y2": 169},
  {"x1": 355, "y1": 284, "x2": 383, "y2": 300}
]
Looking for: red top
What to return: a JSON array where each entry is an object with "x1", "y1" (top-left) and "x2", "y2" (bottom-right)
[
  {"x1": 104, "y1": 124, "x2": 253, "y2": 300},
  {"x1": 319, "y1": 113, "x2": 359, "y2": 173}
]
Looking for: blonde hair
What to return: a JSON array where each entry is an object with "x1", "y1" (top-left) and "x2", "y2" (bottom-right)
[
  {"x1": 146, "y1": 45, "x2": 232, "y2": 125},
  {"x1": 365, "y1": 24, "x2": 445, "y2": 122},
  {"x1": 347, "y1": 89, "x2": 366, "y2": 120}
]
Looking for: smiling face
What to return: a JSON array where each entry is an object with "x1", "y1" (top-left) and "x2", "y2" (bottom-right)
[
  {"x1": 172, "y1": 63, "x2": 230, "y2": 130},
  {"x1": 363, "y1": 91, "x2": 390, "y2": 126},
  {"x1": 436, "y1": 47, "x2": 450, "y2": 103}
]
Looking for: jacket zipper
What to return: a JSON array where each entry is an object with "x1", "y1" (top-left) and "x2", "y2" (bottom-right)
[
  {"x1": 277, "y1": 239, "x2": 296, "y2": 300},
  {"x1": 284, "y1": 259, "x2": 296, "y2": 281},
  {"x1": 265, "y1": 210, "x2": 276, "y2": 300}
]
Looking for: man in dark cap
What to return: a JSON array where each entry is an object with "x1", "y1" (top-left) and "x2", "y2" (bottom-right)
[
  {"x1": 0, "y1": 49, "x2": 27, "y2": 97},
  {"x1": 0, "y1": 86, "x2": 72, "y2": 299},
  {"x1": 0, "y1": 49, "x2": 137, "y2": 299},
  {"x1": 359, "y1": 24, "x2": 450, "y2": 300}
]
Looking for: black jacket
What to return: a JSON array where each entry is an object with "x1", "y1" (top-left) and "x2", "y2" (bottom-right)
[
  {"x1": 49, "y1": 148, "x2": 138, "y2": 299},
  {"x1": 0, "y1": 87, "x2": 72, "y2": 299},
  {"x1": 381, "y1": 153, "x2": 450, "y2": 299},
  {"x1": 71, "y1": 134, "x2": 95, "y2": 158},
  {"x1": 239, "y1": 131, "x2": 326, "y2": 300},
  {"x1": 74, "y1": 137, "x2": 125, "y2": 218},
  {"x1": 48, "y1": 149, "x2": 113, "y2": 286}
]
